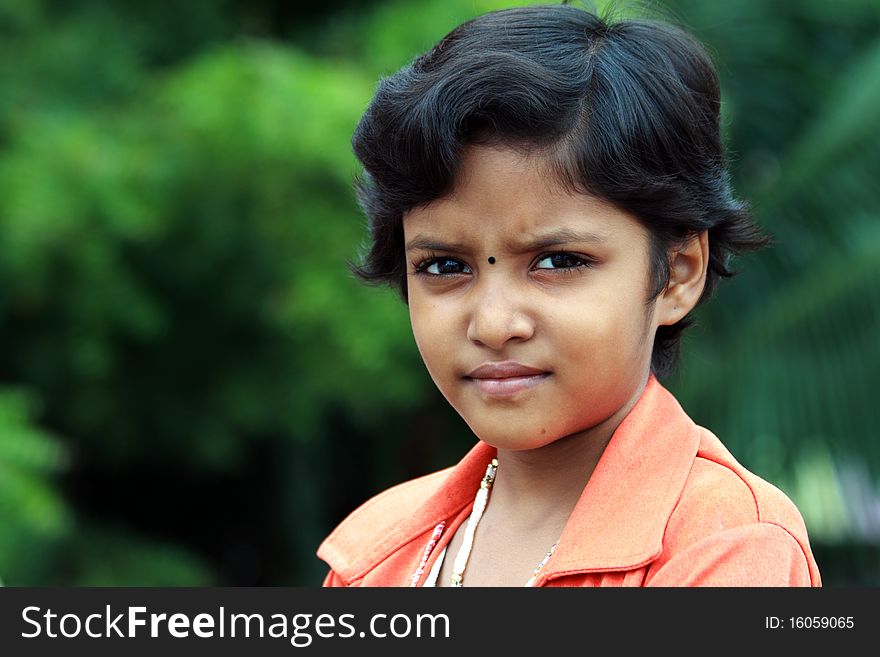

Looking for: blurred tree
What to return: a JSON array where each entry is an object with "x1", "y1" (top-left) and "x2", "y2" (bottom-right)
[
  {"x1": 664, "y1": 0, "x2": 880, "y2": 552},
  {"x1": 0, "y1": 0, "x2": 424, "y2": 586}
]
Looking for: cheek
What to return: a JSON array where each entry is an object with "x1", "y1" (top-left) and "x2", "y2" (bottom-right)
[
  {"x1": 408, "y1": 297, "x2": 433, "y2": 358},
  {"x1": 408, "y1": 294, "x2": 454, "y2": 376},
  {"x1": 553, "y1": 293, "x2": 649, "y2": 376}
]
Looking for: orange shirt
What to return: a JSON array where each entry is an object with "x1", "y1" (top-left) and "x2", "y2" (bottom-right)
[{"x1": 317, "y1": 374, "x2": 821, "y2": 586}]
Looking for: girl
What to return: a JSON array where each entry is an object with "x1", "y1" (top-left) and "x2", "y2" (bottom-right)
[{"x1": 317, "y1": 3, "x2": 821, "y2": 587}]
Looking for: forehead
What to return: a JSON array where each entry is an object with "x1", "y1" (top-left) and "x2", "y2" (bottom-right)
[{"x1": 403, "y1": 146, "x2": 647, "y2": 249}]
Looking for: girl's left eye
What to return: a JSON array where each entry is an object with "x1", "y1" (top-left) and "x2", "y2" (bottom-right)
[{"x1": 534, "y1": 253, "x2": 592, "y2": 270}]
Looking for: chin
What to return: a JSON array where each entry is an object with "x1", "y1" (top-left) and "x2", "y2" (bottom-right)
[
  {"x1": 483, "y1": 438, "x2": 557, "y2": 452},
  {"x1": 469, "y1": 425, "x2": 559, "y2": 452}
]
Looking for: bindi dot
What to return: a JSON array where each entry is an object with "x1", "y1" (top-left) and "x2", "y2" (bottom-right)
[{"x1": 487, "y1": 256, "x2": 496, "y2": 264}]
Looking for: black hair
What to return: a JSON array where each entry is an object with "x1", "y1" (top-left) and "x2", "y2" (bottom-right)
[{"x1": 348, "y1": 2, "x2": 770, "y2": 379}]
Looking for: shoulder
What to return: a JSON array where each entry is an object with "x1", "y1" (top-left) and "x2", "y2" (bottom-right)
[
  {"x1": 316, "y1": 466, "x2": 452, "y2": 569},
  {"x1": 338, "y1": 467, "x2": 452, "y2": 532},
  {"x1": 649, "y1": 426, "x2": 821, "y2": 585},
  {"x1": 670, "y1": 427, "x2": 810, "y2": 538}
]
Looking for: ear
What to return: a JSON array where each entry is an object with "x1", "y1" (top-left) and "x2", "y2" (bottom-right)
[{"x1": 657, "y1": 230, "x2": 709, "y2": 327}]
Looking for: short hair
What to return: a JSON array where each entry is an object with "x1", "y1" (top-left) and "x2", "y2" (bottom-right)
[{"x1": 348, "y1": 3, "x2": 771, "y2": 379}]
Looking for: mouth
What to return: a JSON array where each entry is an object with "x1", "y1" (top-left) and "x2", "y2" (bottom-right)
[{"x1": 464, "y1": 372, "x2": 551, "y2": 397}]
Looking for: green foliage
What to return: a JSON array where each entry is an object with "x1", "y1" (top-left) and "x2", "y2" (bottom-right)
[
  {"x1": 1, "y1": 40, "x2": 427, "y2": 463},
  {"x1": 0, "y1": 389, "x2": 69, "y2": 583},
  {"x1": 665, "y1": 1, "x2": 880, "y2": 551},
  {"x1": 0, "y1": 1, "x2": 430, "y2": 585}
]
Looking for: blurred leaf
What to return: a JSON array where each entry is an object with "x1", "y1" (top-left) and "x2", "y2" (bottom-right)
[{"x1": 0, "y1": 388, "x2": 70, "y2": 582}]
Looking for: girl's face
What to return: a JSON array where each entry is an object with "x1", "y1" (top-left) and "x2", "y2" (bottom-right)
[{"x1": 403, "y1": 146, "x2": 663, "y2": 451}]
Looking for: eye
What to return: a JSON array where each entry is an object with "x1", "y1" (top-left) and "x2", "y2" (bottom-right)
[
  {"x1": 414, "y1": 256, "x2": 472, "y2": 276},
  {"x1": 534, "y1": 252, "x2": 594, "y2": 271}
]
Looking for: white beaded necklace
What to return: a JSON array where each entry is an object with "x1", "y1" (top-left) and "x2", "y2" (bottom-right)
[{"x1": 421, "y1": 458, "x2": 559, "y2": 587}]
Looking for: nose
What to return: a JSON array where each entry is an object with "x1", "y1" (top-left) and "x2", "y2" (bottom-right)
[{"x1": 466, "y1": 278, "x2": 535, "y2": 350}]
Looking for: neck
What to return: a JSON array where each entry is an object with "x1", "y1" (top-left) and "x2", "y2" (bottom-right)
[{"x1": 486, "y1": 373, "x2": 649, "y2": 531}]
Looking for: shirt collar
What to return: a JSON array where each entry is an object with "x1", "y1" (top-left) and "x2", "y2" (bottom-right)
[{"x1": 541, "y1": 373, "x2": 700, "y2": 580}]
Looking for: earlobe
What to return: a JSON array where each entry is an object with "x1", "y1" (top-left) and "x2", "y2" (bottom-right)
[{"x1": 658, "y1": 231, "x2": 709, "y2": 326}]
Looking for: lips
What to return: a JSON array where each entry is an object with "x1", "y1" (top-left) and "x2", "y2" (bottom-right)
[
  {"x1": 464, "y1": 361, "x2": 551, "y2": 396},
  {"x1": 466, "y1": 361, "x2": 549, "y2": 379}
]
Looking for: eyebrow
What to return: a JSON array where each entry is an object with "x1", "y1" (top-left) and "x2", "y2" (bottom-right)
[{"x1": 404, "y1": 228, "x2": 608, "y2": 253}]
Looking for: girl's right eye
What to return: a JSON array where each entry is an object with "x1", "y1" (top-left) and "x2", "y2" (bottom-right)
[{"x1": 414, "y1": 257, "x2": 471, "y2": 276}]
